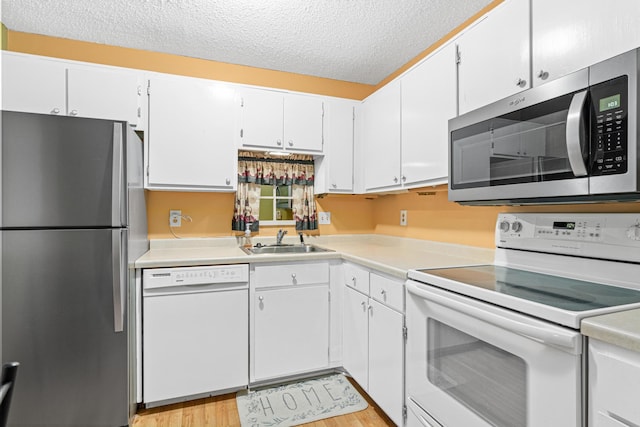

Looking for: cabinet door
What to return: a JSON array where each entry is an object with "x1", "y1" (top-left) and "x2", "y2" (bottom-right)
[
  {"x1": 342, "y1": 286, "x2": 369, "y2": 390},
  {"x1": 147, "y1": 75, "x2": 236, "y2": 191},
  {"x1": 368, "y1": 299, "x2": 404, "y2": 427},
  {"x1": 67, "y1": 65, "x2": 143, "y2": 128},
  {"x1": 284, "y1": 93, "x2": 324, "y2": 152},
  {"x1": 401, "y1": 43, "x2": 457, "y2": 187},
  {"x1": 532, "y1": 0, "x2": 640, "y2": 87},
  {"x1": 239, "y1": 88, "x2": 284, "y2": 149},
  {"x1": 253, "y1": 285, "x2": 329, "y2": 381},
  {"x1": 457, "y1": 0, "x2": 530, "y2": 114},
  {"x1": 2, "y1": 52, "x2": 66, "y2": 115},
  {"x1": 323, "y1": 98, "x2": 356, "y2": 192},
  {"x1": 363, "y1": 80, "x2": 401, "y2": 191}
]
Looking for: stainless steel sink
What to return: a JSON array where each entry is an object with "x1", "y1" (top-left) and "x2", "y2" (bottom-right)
[{"x1": 241, "y1": 244, "x2": 332, "y2": 255}]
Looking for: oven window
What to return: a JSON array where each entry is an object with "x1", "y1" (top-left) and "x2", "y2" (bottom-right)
[{"x1": 427, "y1": 319, "x2": 527, "y2": 427}]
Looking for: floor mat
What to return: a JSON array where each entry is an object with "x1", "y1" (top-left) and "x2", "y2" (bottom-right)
[{"x1": 236, "y1": 374, "x2": 368, "y2": 426}]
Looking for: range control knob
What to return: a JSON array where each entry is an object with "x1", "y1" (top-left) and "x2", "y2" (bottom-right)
[
  {"x1": 511, "y1": 221, "x2": 523, "y2": 233},
  {"x1": 627, "y1": 223, "x2": 640, "y2": 241},
  {"x1": 499, "y1": 221, "x2": 510, "y2": 232}
]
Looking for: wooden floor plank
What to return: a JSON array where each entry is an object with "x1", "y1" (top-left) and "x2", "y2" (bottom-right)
[{"x1": 132, "y1": 378, "x2": 395, "y2": 427}]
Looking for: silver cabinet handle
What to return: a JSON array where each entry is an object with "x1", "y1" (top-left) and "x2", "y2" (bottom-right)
[
  {"x1": 259, "y1": 296, "x2": 264, "y2": 302},
  {"x1": 380, "y1": 289, "x2": 386, "y2": 296},
  {"x1": 70, "y1": 109, "x2": 78, "y2": 116},
  {"x1": 288, "y1": 140, "x2": 293, "y2": 146},
  {"x1": 368, "y1": 305, "x2": 373, "y2": 313},
  {"x1": 393, "y1": 176, "x2": 398, "y2": 183},
  {"x1": 351, "y1": 276, "x2": 356, "y2": 282},
  {"x1": 566, "y1": 90, "x2": 589, "y2": 177},
  {"x1": 225, "y1": 178, "x2": 231, "y2": 185},
  {"x1": 276, "y1": 139, "x2": 282, "y2": 146},
  {"x1": 401, "y1": 175, "x2": 406, "y2": 182},
  {"x1": 516, "y1": 78, "x2": 527, "y2": 88},
  {"x1": 51, "y1": 108, "x2": 60, "y2": 114},
  {"x1": 331, "y1": 183, "x2": 337, "y2": 188},
  {"x1": 291, "y1": 273, "x2": 297, "y2": 279},
  {"x1": 537, "y1": 70, "x2": 549, "y2": 80},
  {"x1": 361, "y1": 301, "x2": 366, "y2": 309}
]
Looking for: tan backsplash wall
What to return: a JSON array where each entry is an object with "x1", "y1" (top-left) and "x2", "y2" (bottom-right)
[{"x1": 371, "y1": 185, "x2": 640, "y2": 248}]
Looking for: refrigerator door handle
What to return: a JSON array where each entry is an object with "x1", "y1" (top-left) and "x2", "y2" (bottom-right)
[
  {"x1": 111, "y1": 123, "x2": 125, "y2": 226},
  {"x1": 112, "y1": 229, "x2": 127, "y2": 332}
]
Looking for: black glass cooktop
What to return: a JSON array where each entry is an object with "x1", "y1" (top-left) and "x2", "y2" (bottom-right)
[{"x1": 417, "y1": 265, "x2": 640, "y2": 312}]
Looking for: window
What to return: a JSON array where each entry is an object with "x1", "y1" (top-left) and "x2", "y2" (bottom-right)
[{"x1": 259, "y1": 184, "x2": 295, "y2": 225}]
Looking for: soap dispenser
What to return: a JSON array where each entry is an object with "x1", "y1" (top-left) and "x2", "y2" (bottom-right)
[{"x1": 243, "y1": 223, "x2": 253, "y2": 248}]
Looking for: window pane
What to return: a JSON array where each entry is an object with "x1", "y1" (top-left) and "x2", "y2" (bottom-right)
[
  {"x1": 260, "y1": 185, "x2": 274, "y2": 197},
  {"x1": 260, "y1": 198, "x2": 274, "y2": 221},
  {"x1": 276, "y1": 198, "x2": 293, "y2": 220}
]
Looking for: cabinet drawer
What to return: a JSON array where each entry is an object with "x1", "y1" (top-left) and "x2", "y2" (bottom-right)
[
  {"x1": 254, "y1": 262, "x2": 329, "y2": 288},
  {"x1": 370, "y1": 273, "x2": 404, "y2": 312},
  {"x1": 344, "y1": 263, "x2": 370, "y2": 294}
]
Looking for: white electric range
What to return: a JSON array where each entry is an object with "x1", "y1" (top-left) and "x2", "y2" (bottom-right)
[{"x1": 405, "y1": 213, "x2": 640, "y2": 427}]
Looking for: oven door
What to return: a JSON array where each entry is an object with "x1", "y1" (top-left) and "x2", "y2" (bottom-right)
[{"x1": 406, "y1": 280, "x2": 583, "y2": 427}]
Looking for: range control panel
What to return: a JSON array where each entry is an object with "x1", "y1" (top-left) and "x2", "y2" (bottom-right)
[
  {"x1": 143, "y1": 264, "x2": 249, "y2": 289},
  {"x1": 496, "y1": 213, "x2": 640, "y2": 263}
]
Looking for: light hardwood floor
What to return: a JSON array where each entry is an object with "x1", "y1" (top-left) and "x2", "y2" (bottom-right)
[{"x1": 132, "y1": 378, "x2": 396, "y2": 427}]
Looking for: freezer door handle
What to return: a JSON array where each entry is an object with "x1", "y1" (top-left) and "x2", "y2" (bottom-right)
[
  {"x1": 112, "y1": 229, "x2": 127, "y2": 332},
  {"x1": 111, "y1": 123, "x2": 125, "y2": 226}
]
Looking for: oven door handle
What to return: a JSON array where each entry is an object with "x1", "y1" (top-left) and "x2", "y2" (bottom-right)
[
  {"x1": 565, "y1": 89, "x2": 589, "y2": 177},
  {"x1": 407, "y1": 282, "x2": 580, "y2": 352}
]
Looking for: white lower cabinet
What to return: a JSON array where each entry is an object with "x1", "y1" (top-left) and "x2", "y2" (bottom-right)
[
  {"x1": 589, "y1": 339, "x2": 640, "y2": 427},
  {"x1": 342, "y1": 265, "x2": 405, "y2": 426},
  {"x1": 251, "y1": 262, "x2": 330, "y2": 383}
]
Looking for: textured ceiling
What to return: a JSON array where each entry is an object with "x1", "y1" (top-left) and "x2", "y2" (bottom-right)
[{"x1": 1, "y1": 0, "x2": 493, "y2": 85}]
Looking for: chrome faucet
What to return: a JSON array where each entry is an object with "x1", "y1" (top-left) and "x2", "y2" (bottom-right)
[{"x1": 276, "y1": 229, "x2": 287, "y2": 245}]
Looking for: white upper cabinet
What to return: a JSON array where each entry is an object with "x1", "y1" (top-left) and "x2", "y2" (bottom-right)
[
  {"x1": 457, "y1": 0, "x2": 531, "y2": 115},
  {"x1": 67, "y1": 65, "x2": 142, "y2": 127},
  {"x1": 2, "y1": 52, "x2": 66, "y2": 115},
  {"x1": 316, "y1": 98, "x2": 357, "y2": 193},
  {"x1": 146, "y1": 74, "x2": 237, "y2": 191},
  {"x1": 532, "y1": 0, "x2": 640, "y2": 87},
  {"x1": 238, "y1": 88, "x2": 284, "y2": 150},
  {"x1": 362, "y1": 79, "x2": 402, "y2": 191},
  {"x1": 2, "y1": 52, "x2": 145, "y2": 129},
  {"x1": 239, "y1": 88, "x2": 324, "y2": 153},
  {"x1": 284, "y1": 93, "x2": 324, "y2": 152},
  {"x1": 401, "y1": 42, "x2": 457, "y2": 187}
]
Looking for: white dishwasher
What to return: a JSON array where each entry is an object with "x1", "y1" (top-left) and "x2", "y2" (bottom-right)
[{"x1": 142, "y1": 264, "x2": 249, "y2": 406}]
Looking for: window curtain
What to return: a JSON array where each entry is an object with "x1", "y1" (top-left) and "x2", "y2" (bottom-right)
[{"x1": 232, "y1": 151, "x2": 318, "y2": 231}]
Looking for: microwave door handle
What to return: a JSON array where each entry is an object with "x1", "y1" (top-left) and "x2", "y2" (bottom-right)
[
  {"x1": 566, "y1": 90, "x2": 589, "y2": 177},
  {"x1": 407, "y1": 282, "x2": 580, "y2": 352}
]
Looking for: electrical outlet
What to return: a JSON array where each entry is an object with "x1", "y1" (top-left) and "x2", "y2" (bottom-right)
[
  {"x1": 169, "y1": 210, "x2": 182, "y2": 227},
  {"x1": 318, "y1": 212, "x2": 331, "y2": 225},
  {"x1": 400, "y1": 210, "x2": 407, "y2": 226}
]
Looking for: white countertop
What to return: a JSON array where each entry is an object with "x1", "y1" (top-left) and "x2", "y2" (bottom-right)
[
  {"x1": 135, "y1": 234, "x2": 494, "y2": 279},
  {"x1": 582, "y1": 309, "x2": 640, "y2": 353}
]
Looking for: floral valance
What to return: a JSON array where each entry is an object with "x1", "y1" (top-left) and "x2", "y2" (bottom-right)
[{"x1": 237, "y1": 151, "x2": 314, "y2": 186}]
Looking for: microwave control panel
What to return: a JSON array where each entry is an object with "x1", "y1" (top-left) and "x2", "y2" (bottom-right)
[{"x1": 590, "y1": 75, "x2": 628, "y2": 176}]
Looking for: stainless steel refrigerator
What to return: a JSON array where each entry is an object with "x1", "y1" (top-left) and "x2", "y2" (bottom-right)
[{"x1": 0, "y1": 111, "x2": 148, "y2": 427}]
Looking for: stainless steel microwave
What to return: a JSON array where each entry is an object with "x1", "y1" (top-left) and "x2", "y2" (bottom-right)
[{"x1": 448, "y1": 48, "x2": 640, "y2": 205}]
